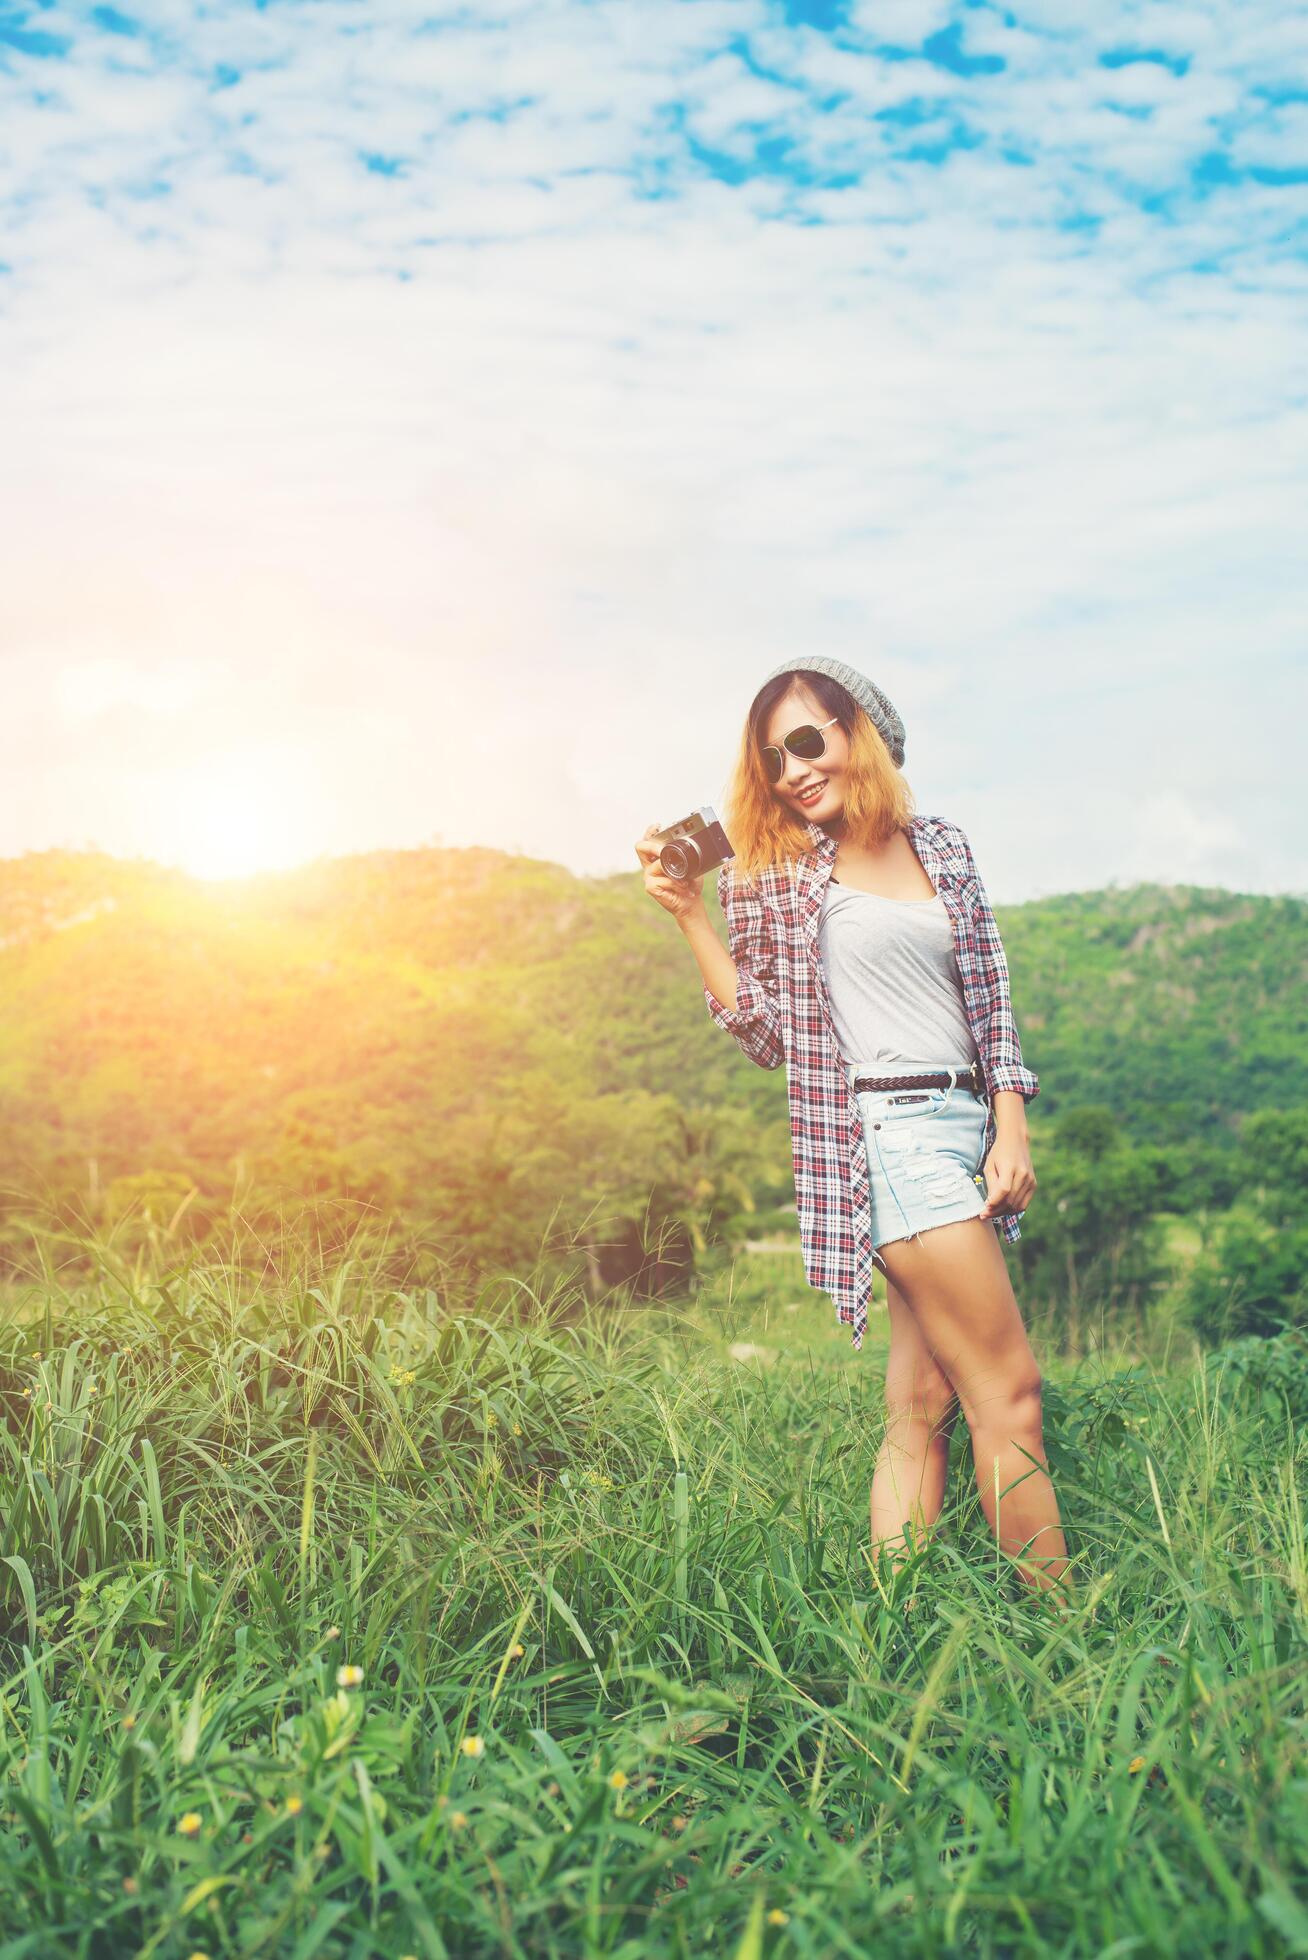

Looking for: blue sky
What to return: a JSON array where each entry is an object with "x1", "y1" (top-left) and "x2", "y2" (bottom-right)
[{"x1": 0, "y1": 0, "x2": 1305, "y2": 893}]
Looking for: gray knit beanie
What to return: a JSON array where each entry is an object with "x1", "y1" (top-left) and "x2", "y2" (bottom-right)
[{"x1": 758, "y1": 657, "x2": 906, "y2": 768}]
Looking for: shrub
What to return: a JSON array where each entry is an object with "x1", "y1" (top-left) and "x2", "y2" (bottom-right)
[{"x1": 1181, "y1": 1212, "x2": 1308, "y2": 1344}]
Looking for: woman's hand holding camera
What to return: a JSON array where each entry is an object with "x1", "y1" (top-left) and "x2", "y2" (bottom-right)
[
  {"x1": 637, "y1": 819, "x2": 743, "y2": 1014},
  {"x1": 635, "y1": 823, "x2": 706, "y2": 924}
]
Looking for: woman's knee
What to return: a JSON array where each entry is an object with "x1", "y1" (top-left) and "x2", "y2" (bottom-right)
[
  {"x1": 885, "y1": 1365, "x2": 957, "y2": 1431},
  {"x1": 967, "y1": 1361, "x2": 1044, "y2": 1443}
]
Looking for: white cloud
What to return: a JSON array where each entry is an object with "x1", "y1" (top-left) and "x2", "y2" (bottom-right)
[
  {"x1": 1123, "y1": 792, "x2": 1242, "y2": 879},
  {"x1": 0, "y1": 0, "x2": 1304, "y2": 895},
  {"x1": 53, "y1": 656, "x2": 229, "y2": 723},
  {"x1": 845, "y1": 1, "x2": 957, "y2": 41}
]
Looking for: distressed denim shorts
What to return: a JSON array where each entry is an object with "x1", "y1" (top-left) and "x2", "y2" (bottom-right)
[{"x1": 845, "y1": 1059, "x2": 991, "y2": 1263}]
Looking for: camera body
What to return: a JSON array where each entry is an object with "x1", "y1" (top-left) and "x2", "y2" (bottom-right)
[{"x1": 651, "y1": 805, "x2": 734, "y2": 882}]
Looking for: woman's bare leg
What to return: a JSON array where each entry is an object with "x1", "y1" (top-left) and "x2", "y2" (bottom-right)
[
  {"x1": 869, "y1": 1278, "x2": 959, "y2": 1561},
  {"x1": 875, "y1": 1219, "x2": 1069, "y2": 1591}
]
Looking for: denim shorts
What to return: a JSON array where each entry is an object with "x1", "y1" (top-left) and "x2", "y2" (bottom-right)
[{"x1": 845, "y1": 1059, "x2": 991, "y2": 1263}]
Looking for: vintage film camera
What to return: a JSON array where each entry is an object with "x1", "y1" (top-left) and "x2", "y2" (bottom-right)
[{"x1": 650, "y1": 805, "x2": 734, "y2": 882}]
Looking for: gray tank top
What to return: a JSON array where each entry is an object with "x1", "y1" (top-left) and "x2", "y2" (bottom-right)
[{"x1": 816, "y1": 878, "x2": 979, "y2": 1070}]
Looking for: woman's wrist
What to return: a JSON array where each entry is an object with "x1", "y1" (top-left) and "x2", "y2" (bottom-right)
[{"x1": 992, "y1": 1089, "x2": 1029, "y2": 1133}]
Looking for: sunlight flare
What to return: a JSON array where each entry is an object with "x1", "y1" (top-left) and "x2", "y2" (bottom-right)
[{"x1": 164, "y1": 752, "x2": 320, "y2": 880}]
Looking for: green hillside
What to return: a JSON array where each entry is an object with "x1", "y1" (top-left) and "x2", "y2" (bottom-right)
[{"x1": 0, "y1": 848, "x2": 1303, "y2": 1302}]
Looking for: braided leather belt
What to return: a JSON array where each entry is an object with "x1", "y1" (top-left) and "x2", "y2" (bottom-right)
[{"x1": 852, "y1": 1060, "x2": 987, "y2": 1099}]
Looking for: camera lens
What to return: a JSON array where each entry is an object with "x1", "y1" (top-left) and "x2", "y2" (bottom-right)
[{"x1": 661, "y1": 838, "x2": 700, "y2": 881}]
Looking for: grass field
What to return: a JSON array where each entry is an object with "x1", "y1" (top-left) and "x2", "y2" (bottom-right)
[{"x1": 1, "y1": 1248, "x2": 1306, "y2": 1958}]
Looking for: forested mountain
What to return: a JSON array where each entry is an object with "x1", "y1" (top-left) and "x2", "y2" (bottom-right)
[{"x1": 1, "y1": 847, "x2": 1303, "y2": 1294}]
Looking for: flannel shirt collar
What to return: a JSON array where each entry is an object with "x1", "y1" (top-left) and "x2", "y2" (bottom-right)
[
  {"x1": 797, "y1": 813, "x2": 955, "y2": 881},
  {"x1": 800, "y1": 817, "x2": 836, "y2": 854}
]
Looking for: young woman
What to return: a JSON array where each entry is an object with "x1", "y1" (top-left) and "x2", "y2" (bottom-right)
[{"x1": 636, "y1": 658, "x2": 1068, "y2": 1593}]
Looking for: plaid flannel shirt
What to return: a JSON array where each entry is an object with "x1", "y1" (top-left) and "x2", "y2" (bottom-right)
[{"x1": 703, "y1": 813, "x2": 1039, "y2": 1351}]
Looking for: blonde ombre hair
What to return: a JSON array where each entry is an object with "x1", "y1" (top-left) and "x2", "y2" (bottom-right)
[{"x1": 723, "y1": 669, "x2": 916, "y2": 887}]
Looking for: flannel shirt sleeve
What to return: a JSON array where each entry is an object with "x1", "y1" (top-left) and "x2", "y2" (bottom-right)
[
  {"x1": 958, "y1": 830, "x2": 1040, "y2": 1103},
  {"x1": 702, "y1": 861, "x2": 786, "y2": 1071}
]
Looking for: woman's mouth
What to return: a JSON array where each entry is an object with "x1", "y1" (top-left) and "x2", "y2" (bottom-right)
[{"x1": 796, "y1": 780, "x2": 828, "y2": 806}]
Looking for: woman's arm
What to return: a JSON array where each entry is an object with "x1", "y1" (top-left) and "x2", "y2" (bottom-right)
[
  {"x1": 955, "y1": 825, "x2": 1039, "y2": 1220},
  {"x1": 679, "y1": 902, "x2": 743, "y2": 1014},
  {"x1": 687, "y1": 863, "x2": 786, "y2": 1071},
  {"x1": 957, "y1": 829, "x2": 1040, "y2": 1110},
  {"x1": 635, "y1": 829, "x2": 785, "y2": 1071}
]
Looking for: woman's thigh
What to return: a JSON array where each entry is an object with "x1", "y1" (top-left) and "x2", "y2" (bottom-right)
[
  {"x1": 877, "y1": 1219, "x2": 1041, "y2": 1427},
  {"x1": 883, "y1": 1279, "x2": 957, "y2": 1421}
]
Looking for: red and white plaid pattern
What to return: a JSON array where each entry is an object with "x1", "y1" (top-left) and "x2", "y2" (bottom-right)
[{"x1": 704, "y1": 814, "x2": 1039, "y2": 1351}]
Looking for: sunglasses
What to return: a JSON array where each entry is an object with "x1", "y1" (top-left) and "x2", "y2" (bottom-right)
[{"x1": 761, "y1": 716, "x2": 840, "y2": 786}]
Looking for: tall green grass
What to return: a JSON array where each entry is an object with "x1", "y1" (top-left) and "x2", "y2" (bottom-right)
[{"x1": 0, "y1": 1249, "x2": 1305, "y2": 1957}]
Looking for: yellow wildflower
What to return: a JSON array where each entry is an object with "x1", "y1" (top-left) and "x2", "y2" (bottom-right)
[
  {"x1": 325, "y1": 1625, "x2": 340, "y2": 1641},
  {"x1": 336, "y1": 1664, "x2": 364, "y2": 1689},
  {"x1": 1128, "y1": 1756, "x2": 1147, "y2": 1774},
  {"x1": 177, "y1": 1812, "x2": 203, "y2": 1837},
  {"x1": 450, "y1": 1810, "x2": 468, "y2": 1829},
  {"x1": 767, "y1": 1908, "x2": 789, "y2": 1926},
  {"x1": 285, "y1": 1794, "x2": 303, "y2": 1816},
  {"x1": 460, "y1": 1735, "x2": 485, "y2": 1758},
  {"x1": 609, "y1": 1770, "x2": 629, "y2": 1791},
  {"x1": 121, "y1": 1713, "x2": 137, "y2": 1732},
  {"x1": 510, "y1": 1642, "x2": 525, "y2": 1659}
]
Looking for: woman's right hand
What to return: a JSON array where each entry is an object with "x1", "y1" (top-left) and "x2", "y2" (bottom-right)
[{"x1": 635, "y1": 823, "x2": 707, "y2": 923}]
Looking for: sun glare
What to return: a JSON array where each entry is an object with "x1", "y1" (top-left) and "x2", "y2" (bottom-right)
[{"x1": 166, "y1": 756, "x2": 320, "y2": 882}]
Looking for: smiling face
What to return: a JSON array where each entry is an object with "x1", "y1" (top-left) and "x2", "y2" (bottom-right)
[{"x1": 762, "y1": 684, "x2": 852, "y2": 830}]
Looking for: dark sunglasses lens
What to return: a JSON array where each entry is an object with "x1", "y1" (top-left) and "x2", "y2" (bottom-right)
[
  {"x1": 787, "y1": 724, "x2": 826, "y2": 761},
  {"x1": 763, "y1": 746, "x2": 784, "y2": 783}
]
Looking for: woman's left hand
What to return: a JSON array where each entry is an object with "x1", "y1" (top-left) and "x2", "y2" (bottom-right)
[{"x1": 979, "y1": 1133, "x2": 1037, "y2": 1220}]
